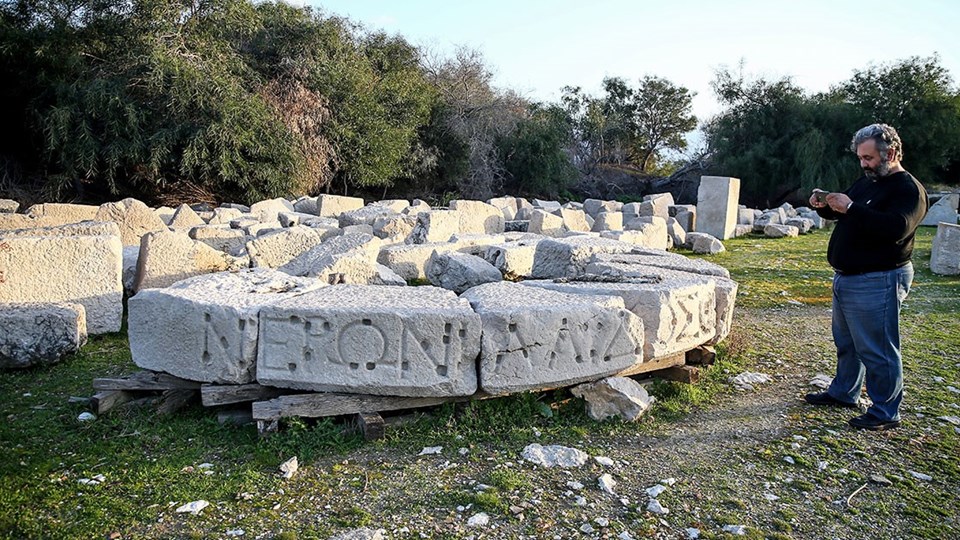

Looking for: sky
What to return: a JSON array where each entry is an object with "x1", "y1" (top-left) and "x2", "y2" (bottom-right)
[{"x1": 303, "y1": 0, "x2": 960, "y2": 126}]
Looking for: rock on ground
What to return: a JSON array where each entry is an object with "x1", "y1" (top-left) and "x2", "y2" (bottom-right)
[
  {"x1": 0, "y1": 302, "x2": 87, "y2": 369},
  {"x1": 571, "y1": 376, "x2": 655, "y2": 421}
]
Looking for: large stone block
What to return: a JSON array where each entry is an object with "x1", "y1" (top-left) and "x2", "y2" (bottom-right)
[
  {"x1": 0, "y1": 302, "x2": 87, "y2": 369},
  {"x1": 483, "y1": 238, "x2": 543, "y2": 279},
  {"x1": 427, "y1": 251, "x2": 502, "y2": 294},
  {"x1": 0, "y1": 231, "x2": 122, "y2": 334},
  {"x1": 559, "y1": 208, "x2": 591, "y2": 233},
  {"x1": 408, "y1": 210, "x2": 461, "y2": 244},
  {"x1": 696, "y1": 176, "x2": 740, "y2": 240},
  {"x1": 0, "y1": 199, "x2": 19, "y2": 214},
  {"x1": 128, "y1": 269, "x2": 323, "y2": 384},
  {"x1": 246, "y1": 226, "x2": 331, "y2": 269},
  {"x1": 370, "y1": 199, "x2": 411, "y2": 213},
  {"x1": 168, "y1": 204, "x2": 206, "y2": 229},
  {"x1": 189, "y1": 225, "x2": 249, "y2": 256},
  {"x1": 449, "y1": 200, "x2": 506, "y2": 234},
  {"x1": 639, "y1": 194, "x2": 672, "y2": 219},
  {"x1": 583, "y1": 199, "x2": 622, "y2": 218},
  {"x1": 317, "y1": 194, "x2": 365, "y2": 218},
  {"x1": 377, "y1": 242, "x2": 458, "y2": 281},
  {"x1": 589, "y1": 250, "x2": 731, "y2": 278},
  {"x1": 95, "y1": 198, "x2": 168, "y2": 247},
  {"x1": 591, "y1": 212, "x2": 623, "y2": 232},
  {"x1": 257, "y1": 285, "x2": 481, "y2": 397},
  {"x1": 921, "y1": 193, "x2": 959, "y2": 227},
  {"x1": 134, "y1": 231, "x2": 248, "y2": 291},
  {"x1": 25, "y1": 203, "x2": 99, "y2": 223},
  {"x1": 461, "y1": 282, "x2": 644, "y2": 395},
  {"x1": 528, "y1": 209, "x2": 564, "y2": 237},
  {"x1": 930, "y1": 222, "x2": 960, "y2": 275},
  {"x1": 338, "y1": 205, "x2": 395, "y2": 228},
  {"x1": 279, "y1": 233, "x2": 382, "y2": 284},
  {"x1": 208, "y1": 207, "x2": 244, "y2": 225},
  {"x1": 687, "y1": 232, "x2": 725, "y2": 254},
  {"x1": 530, "y1": 236, "x2": 635, "y2": 279},
  {"x1": 373, "y1": 214, "x2": 417, "y2": 243}
]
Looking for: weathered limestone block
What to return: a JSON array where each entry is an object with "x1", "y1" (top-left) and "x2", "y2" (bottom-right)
[
  {"x1": 709, "y1": 276, "x2": 738, "y2": 345},
  {"x1": 530, "y1": 236, "x2": 635, "y2": 279},
  {"x1": 122, "y1": 245, "x2": 140, "y2": 295},
  {"x1": 220, "y1": 202, "x2": 251, "y2": 212},
  {"x1": 591, "y1": 211, "x2": 623, "y2": 232},
  {"x1": 514, "y1": 207, "x2": 534, "y2": 221},
  {"x1": 559, "y1": 208, "x2": 591, "y2": 232},
  {"x1": 371, "y1": 264, "x2": 407, "y2": 286},
  {"x1": 338, "y1": 205, "x2": 395, "y2": 228},
  {"x1": 408, "y1": 210, "x2": 461, "y2": 244},
  {"x1": 447, "y1": 233, "x2": 508, "y2": 257},
  {"x1": 523, "y1": 268, "x2": 717, "y2": 360},
  {"x1": 571, "y1": 376, "x2": 654, "y2": 421},
  {"x1": 427, "y1": 251, "x2": 502, "y2": 294},
  {"x1": 930, "y1": 222, "x2": 960, "y2": 275},
  {"x1": 532, "y1": 199, "x2": 562, "y2": 212},
  {"x1": 246, "y1": 226, "x2": 330, "y2": 269},
  {"x1": 0, "y1": 302, "x2": 86, "y2": 369},
  {"x1": 0, "y1": 199, "x2": 19, "y2": 214},
  {"x1": 796, "y1": 208, "x2": 825, "y2": 229},
  {"x1": 257, "y1": 285, "x2": 481, "y2": 396},
  {"x1": 0, "y1": 220, "x2": 120, "y2": 239},
  {"x1": 528, "y1": 209, "x2": 564, "y2": 237},
  {"x1": 583, "y1": 199, "x2": 622, "y2": 218},
  {"x1": 696, "y1": 176, "x2": 740, "y2": 240},
  {"x1": 784, "y1": 217, "x2": 813, "y2": 234},
  {"x1": 134, "y1": 231, "x2": 248, "y2": 291},
  {"x1": 342, "y1": 224, "x2": 374, "y2": 236},
  {"x1": 292, "y1": 196, "x2": 318, "y2": 215},
  {"x1": 370, "y1": 199, "x2": 411, "y2": 213},
  {"x1": 128, "y1": 269, "x2": 323, "y2": 384},
  {"x1": 589, "y1": 250, "x2": 731, "y2": 278},
  {"x1": 373, "y1": 214, "x2": 417, "y2": 243},
  {"x1": 317, "y1": 194, "x2": 365, "y2": 218},
  {"x1": 168, "y1": 204, "x2": 206, "y2": 229},
  {"x1": 377, "y1": 242, "x2": 458, "y2": 281},
  {"x1": 639, "y1": 194, "x2": 672, "y2": 219},
  {"x1": 778, "y1": 202, "x2": 797, "y2": 218},
  {"x1": 208, "y1": 207, "x2": 244, "y2": 225},
  {"x1": 763, "y1": 224, "x2": 799, "y2": 238},
  {"x1": 461, "y1": 282, "x2": 644, "y2": 395},
  {"x1": 487, "y1": 196, "x2": 520, "y2": 217},
  {"x1": 0, "y1": 231, "x2": 122, "y2": 334},
  {"x1": 483, "y1": 239, "x2": 543, "y2": 279},
  {"x1": 449, "y1": 200, "x2": 506, "y2": 235},
  {"x1": 249, "y1": 198, "x2": 295, "y2": 223},
  {"x1": 403, "y1": 200, "x2": 432, "y2": 216},
  {"x1": 732, "y1": 224, "x2": 753, "y2": 237},
  {"x1": 666, "y1": 217, "x2": 687, "y2": 248},
  {"x1": 95, "y1": 198, "x2": 168, "y2": 246},
  {"x1": 754, "y1": 209, "x2": 786, "y2": 232},
  {"x1": 921, "y1": 193, "x2": 959, "y2": 227},
  {"x1": 621, "y1": 202, "x2": 642, "y2": 218},
  {"x1": 738, "y1": 207, "x2": 755, "y2": 226},
  {"x1": 279, "y1": 233, "x2": 382, "y2": 284},
  {"x1": 189, "y1": 225, "x2": 249, "y2": 255},
  {"x1": 278, "y1": 211, "x2": 320, "y2": 228},
  {"x1": 619, "y1": 216, "x2": 670, "y2": 249},
  {"x1": 504, "y1": 220, "x2": 529, "y2": 232},
  {"x1": 671, "y1": 206, "x2": 696, "y2": 233},
  {"x1": 26, "y1": 203, "x2": 99, "y2": 223},
  {"x1": 687, "y1": 232, "x2": 725, "y2": 254}
]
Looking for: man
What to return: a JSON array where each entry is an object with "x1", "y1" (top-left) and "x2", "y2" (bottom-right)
[{"x1": 805, "y1": 123, "x2": 927, "y2": 431}]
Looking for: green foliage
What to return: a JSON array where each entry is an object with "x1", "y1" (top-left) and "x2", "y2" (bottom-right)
[{"x1": 498, "y1": 104, "x2": 578, "y2": 198}]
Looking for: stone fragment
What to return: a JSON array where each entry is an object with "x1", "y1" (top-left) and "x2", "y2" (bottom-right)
[
  {"x1": 0, "y1": 199, "x2": 19, "y2": 213},
  {"x1": 128, "y1": 269, "x2": 323, "y2": 383},
  {"x1": 449, "y1": 200, "x2": 505, "y2": 234},
  {"x1": 584, "y1": 199, "x2": 623, "y2": 218},
  {"x1": 329, "y1": 528, "x2": 385, "y2": 540},
  {"x1": 461, "y1": 282, "x2": 644, "y2": 394},
  {"x1": 528, "y1": 209, "x2": 564, "y2": 237},
  {"x1": 530, "y1": 236, "x2": 635, "y2": 279},
  {"x1": 95, "y1": 198, "x2": 168, "y2": 247},
  {"x1": 696, "y1": 176, "x2": 740, "y2": 239},
  {"x1": 168, "y1": 204, "x2": 206, "y2": 229},
  {"x1": 246, "y1": 226, "x2": 330, "y2": 269},
  {"x1": 640, "y1": 195, "x2": 672, "y2": 219},
  {"x1": 615, "y1": 216, "x2": 670, "y2": 249},
  {"x1": 931, "y1": 222, "x2": 960, "y2": 275},
  {"x1": 592, "y1": 212, "x2": 623, "y2": 232},
  {"x1": 207, "y1": 207, "x2": 244, "y2": 225},
  {"x1": 316, "y1": 194, "x2": 365, "y2": 218},
  {"x1": 448, "y1": 233, "x2": 508, "y2": 257},
  {"x1": 729, "y1": 371, "x2": 771, "y2": 390},
  {"x1": 249, "y1": 198, "x2": 295, "y2": 223},
  {"x1": 571, "y1": 376, "x2": 654, "y2": 421},
  {"x1": 598, "y1": 474, "x2": 617, "y2": 494},
  {"x1": 175, "y1": 500, "x2": 209, "y2": 515},
  {"x1": 25, "y1": 203, "x2": 99, "y2": 223},
  {"x1": 403, "y1": 199, "x2": 431, "y2": 216},
  {"x1": 483, "y1": 238, "x2": 543, "y2": 279},
  {"x1": 666, "y1": 217, "x2": 687, "y2": 247},
  {"x1": 504, "y1": 220, "x2": 529, "y2": 232},
  {"x1": 0, "y1": 220, "x2": 120, "y2": 239},
  {"x1": 738, "y1": 207, "x2": 755, "y2": 226},
  {"x1": 426, "y1": 251, "x2": 502, "y2": 294},
  {"x1": 921, "y1": 193, "x2": 959, "y2": 226},
  {"x1": 278, "y1": 456, "x2": 298, "y2": 479},
  {"x1": 408, "y1": 210, "x2": 461, "y2": 244},
  {"x1": 784, "y1": 217, "x2": 813, "y2": 234},
  {"x1": 687, "y1": 232, "x2": 725, "y2": 254},
  {"x1": 369, "y1": 199, "x2": 410, "y2": 213},
  {"x1": 372, "y1": 214, "x2": 417, "y2": 243},
  {"x1": 370, "y1": 264, "x2": 407, "y2": 286},
  {"x1": 590, "y1": 249, "x2": 731, "y2": 278},
  {"x1": 732, "y1": 224, "x2": 753, "y2": 237},
  {"x1": 0, "y1": 302, "x2": 87, "y2": 369},
  {"x1": 122, "y1": 245, "x2": 140, "y2": 295},
  {"x1": 278, "y1": 211, "x2": 319, "y2": 228},
  {"x1": 338, "y1": 205, "x2": 395, "y2": 228},
  {"x1": 134, "y1": 231, "x2": 248, "y2": 291},
  {"x1": 520, "y1": 443, "x2": 589, "y2": 468},
  {"x1": 377, "y1": 242, "x2": 458, "y2": 281},
  {"x1": 763, "y1": 224, "x2": 799, "y2": 238},
  {"x1": 257, "y1": 285, "x2": 481, "y2": 396},
  {"x1": 292, "y1": 196, "x2": 318, "y2": 215},
  {"x1": 559, "y1": 208, "x2": 591, "y2": 232},
  {"x1": 342, "y1": 224, "x2": 373, "y2": 236},
  {"x1": 189, "y1": 226, "x2": 249, "y2": 255},
  {"x1": 0, "y1": 230, "x2": 122, "y2": 334},
  {"x1": 532, "y1": 199, "x2": 562, "y2": 212},
  {"x1": 754, "y1": 208, "x2": 786, "y2": 232},
  {"x1": 279, "y1": 233, "x2": 382, "y2": 284}
]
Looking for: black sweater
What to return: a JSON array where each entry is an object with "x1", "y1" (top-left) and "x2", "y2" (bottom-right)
[{"x1": 816, "y1": 171, "x2": 927, "y2": 274}]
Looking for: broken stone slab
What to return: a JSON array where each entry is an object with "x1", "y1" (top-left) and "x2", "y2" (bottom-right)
[
  {"x1": 0, "y1": 231, "x2": 122, "y2": 334},
  {"x1": 590, "y1": 250, "x2": 731, "y2": 278},
  {"x1": 0, "y1": 302, "x2": 87, "y2": 370},
  {"x1": 754, "y1": 208, "x2": 787, "y2": 232},
  {"x1": 583, "y1": 199, "x2": 622, "y2": 218},
  {"x1": 696, "y1": 176, "x2": 740, "y2": 240},
  {"x1": 316, "y1": 194, "x2": 365, "y2": 218},
  {"x1": 0, "y1": 199, "x2": 19, "y2": 214},
  {"x1": 796, "y1": 208, "x2": 825, "y2": 229},
  {"x1": 407, "y1": 210, "x2": 461, "y2": 244},
  {"x1": 292, "y1": 196, "x2": 318, "y2": 215},
  {"x1": 342, "y1": 224, "x2": 374, "y2": 236},
  {"x1": 403, "y1": 199, "x2": 431, "y2": 216},
  {"x1": 504, "y1": 220, "x2": 529, "y2": 232},
  {"x1": 278, "y1": 211, "x2": 321, "y2": 228},
  {"x1": 207, "y1": 207, "x2": 244, "y2": 225},
  {"x1": 921, "y1": 193, "x2": 959, "y2": 227},
  {"x1": 249, "y1": 198, "x2": 295, "y2": 223},
  {"x1": 784, "y1": 217, "x2": 813, "y2": 234},
  {"x1": 447, "y1": 233, "x2": 508, "y2": 257},
  {"x1": 686, "y1": 232, "x2": 725, "y2": 254},
  {"x1": 189, "y1": 225, "x2": 249, "y2": 256},
  {"x1": 639, "y1": 196, "x2": 672, "y2": 219},
  {"x1": 0, "y1": 220, "x2": 121, "y2": 239},
  {"x1": 372, "y1": 214, "x2": 417, "y2": 243},
  {"x1": 763, "y1": 224, "x2": 799, "y2": 238},
  {"x1": 738, "y1": 207, "x2": 755, "y2": 226},
  {"x1": 560, "y1": 208, "x2": 591, "y2": 232},
  {"x1": 487, "y1": 196, "x2": 520, "y2": 217},
  {"x1": 168, "y1": 204, "x2": 206, "y2": 229},
  {"x1": 461, "y1": 282, "x2": 644, "y2": 395},
  {"x1": 732, "y1": 224, "x2": 753, "y2": 237},
  {"x1": 25, "y1": 202, "x2": 100, "y2": 223},
  {"x1": 571, "y1": 376, "x2": 654, "y2": 421},
  {"x1": 449, "y1": 200, "x2": 506, "y2": 234},
  {"x1": 532, "y1": 199, "x2": 562, "y2": 212},
  {"x1": 666, "y1": 217, "x2": 686, "y2": 248},
  {"x1": 370, "y1": 199, "x2": 410, "y2": 213},
  {"x1": 246, "y1": 226, "x2": 332, "y2": 269},
  {"x1": 522, "y1": 269, "x2": 718, "y2": 360},
  {"x1": 530, "y1": 236, "x2": 635, "y2": 279},
  {"x1": 338, "y1": 205, "x2": 395, "y2": 228},
  {"x1": 377, "y1": 242, "x2": 459, "y2": 281},
  {"x1": 483, "y1": 238, "x2": 544, "y2": 279},
  {"x1": 427, "y1": 251, "x2": 502, "y2": 294},
  {"x1": 242, "y1": 221, "x2": 282, "y2": 237},
  {"x1": 257, "y1": 285, "x2": 481, "y2": 397},
  {"x1": 95, "y1": 198, "x2": 168, "y2": 247},
  {"x1": 591, "y1": 212, "x2": 623, "y2": 232},
  {"x1": 931, "y1": 222, "x2": 960, "y2": 275},
  {"x1": 134, "y1": 231, "x2": 249, "y2": 291},
  {"x1": 279, "y1": 233, "x2": 382, "y2": 284},
  {"x1": 528, "y1": 209, "x2": 565, "y2": 237},
  {"x1": 128, "y1": 269, "x2": 324, "y2": 384}
]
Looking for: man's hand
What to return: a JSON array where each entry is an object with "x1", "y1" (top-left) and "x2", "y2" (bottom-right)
[
  {"x1": 809, "y1": 190, "x2": 827, "y2": 208},
  {"x1": 826, "y1": 192, "x2": 853, "y2": 214}
]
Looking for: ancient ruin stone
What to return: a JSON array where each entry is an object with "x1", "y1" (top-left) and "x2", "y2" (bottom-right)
[
  {"x1": 189, "y1": 226, "x2": 249, "y2": 255},
  {"x1": 316, "y1": 194, "x2": 365, "y2": 218},
  {"x1": 528, "y1": 209, "x2": 564, "y2": 237},
  {"x1": 483, "y1": 238, "x2": 543, "y2": 279},
  {"x1": 129, "y1": 269, "x2": 323, "y2": 384},
  {"x1": 449, "y1": 200, "x2": 506, "y2": 234},
  {"x1": 559, "y1": 208, "x2": 591, "y2": 232},
  {"x1": 373, "y1": 214, "x2": 417, "y2": 243},
  {"x1": 931, "y1": 222, "x2": 960, "y2": 275},
  {"x1": 921, "y1": 194, "x2": 959, "y2": 227},
  {"x1": 339, "y1": 205, "x2": 395, "y2": 228},
  {"x1": 207, "y1": 207, "x2": 244, "y2": 225},
  {"x1": 687, "y1": 232, "x2": 725, "y2": 254},
  {"x1": 168, "y1": 204, "x2": 206, "y2": 229},
  {"x1": 279, "y1": 233, "x2": 382, "y2": 284},
  {"x1": 0, "y1": 302, "x2": 87, "y2": 369},
  {"x1": 95, "y1": 198, "x2": 168, "y2": 247},
  {"x1": 134, "y1": 231, "x2": 248, "y2": 291},
  {"x1": 250, "y1": 198, "x2": 295, "y2": 223},
  {"x1": 0, "y1": 199, "x2": 19, "y2": 214},
  {"x1": 763, "y1": 224, "x2": 799, "y2": 238},
  {"x1": 583, "y1": 199, "x2": 622, "y2": 218},
  {"x1": 257, "y1": 285, "x2": 481, "y2": 396},
  {"x1": 427, "y1": 251, "x2": 502, "y2": 294},
  {"x1": 461, "y1": 282, "x2": 644, "y2": 395},
  {"x1": 591, "y1": 212, "x2": 623, "y2": 232},
  {"x1": 408, "y1": 210, "x2": 461, "y2": 244},
  {"x1": 696, "y1": 176, "x2": 740, "y2": 240},
  {"x1": 377, "y1": 242, "x2": 458, "y2": 281},
  {"x1": 246, "y1": 226, "x2": 331, "y2": 269},
  {"x1": 26, "y1": 203, "x2": 99, "y2": 223},
  {"x1": 571, "y1": 376, "x2": 654, "y2": 421},
  {"x1": 590, "y1": 250, "x2": 731, "y2": 278},
  {"x1": 530, "y1": 236, "x2": 635, "y2": 279}
]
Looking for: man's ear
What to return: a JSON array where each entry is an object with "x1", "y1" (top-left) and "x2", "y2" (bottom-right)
[{"x1": 886, "y1": 146, "x2": 897, "y2": 162}]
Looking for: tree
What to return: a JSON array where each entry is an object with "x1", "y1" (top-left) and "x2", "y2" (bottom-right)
[
  {"x1": 498, "y1": 104, "x2": 578, "y2": 198},
  {"x1": 631, "y1": 75, "x2": 698, "y2": 172}
]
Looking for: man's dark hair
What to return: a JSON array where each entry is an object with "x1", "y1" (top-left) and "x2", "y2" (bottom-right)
[{"x1": 851, "y1": 123, "x2": 903, "y2": 161}]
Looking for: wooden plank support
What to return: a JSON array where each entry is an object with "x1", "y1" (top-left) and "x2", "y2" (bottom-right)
[
  {"x1": 217, "y1": 409, "x2": 254, "y2": 426},
  {"x1": 251, "y1": 391, "x2": 486, "y2": 423},
  {"x1": 354, "y1": 412, "x2": 385, "y2": 441},
  {"x1": 201, "y1": 383, "x2": 288, "y2": 407},
  {"x1": 156, "y1": 389, "x2": 198, "y2": 415},
  {"x1": 685, "y1": 345, "x2": 716, "y2": 365},
  {"x1": 93, "y1": 370, "x2": 201, "y2": 391},
  {"x1": 90, "y1": 390, "x2": 133, "y2": 414},
  {"x1": 616, "y1": 352, "x2": 686, "y2": 378},
  {"x1": 652, "y1": 365, "x2": 701, "y2": 384}
]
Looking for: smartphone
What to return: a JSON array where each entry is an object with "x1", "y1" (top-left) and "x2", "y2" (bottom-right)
[{"x1": 813, "y1": 190, "x2": 828, "y2": 204}]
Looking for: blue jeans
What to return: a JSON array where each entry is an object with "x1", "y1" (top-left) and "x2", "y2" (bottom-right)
[{"x1": 827, "y1": 263, "x2": 913, "y2": 422}]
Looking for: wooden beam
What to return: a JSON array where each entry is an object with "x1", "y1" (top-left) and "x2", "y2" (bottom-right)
[
  {"x1": 615, "y1": 352, "x2": 686, "y2": 377},
  {"x1": 686, "y1": 346, "x2": 716, "y2": 365},
  {"x1": 652, "y1": 365, "x2": 701, "y2": 384},
  {"x1": 90, "y1": 390, "x2": 133, "y2": 414},
  {"x1": 156, "y1": 389, "x2": 197, "y2": 415},
  {"x1": 251, "y1": 391, "x2": 486, "y2": 422},
  {"x1": 354, "y1": 412, "x2": 385, "y2": 441},
  {"x1": 93, "y1": 370, "x2": 201, "y2": 391},
  {"x1": 201, "y1": 383, "x2": 289, "y2": 407}
]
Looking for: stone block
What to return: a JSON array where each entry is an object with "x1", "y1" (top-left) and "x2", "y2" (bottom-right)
[
  {"x1": 483, "y1": 239, "x2": 542, "y2": 280},
  {"x1": 135, "y1": 231, "x2": 248, "y2": 291},
  {"x1": 128, "y1": 269, "x2": 323, "y2": 384},
  {"x1": 571, "y1": 376, "x2": 654, "y2": 421},
  {"x1": 687, "y1": 232, "x2": 725, "y2": 254},
  {"x1": 639, "y1": 195, "x2": 672, "y2": 219},
  {"x1": 373, "y1": 214, "x2": 417, "y2": 243},
  {"x1": 528, "y1": 209, "x2": 564, "y2": 237},
  {"x1": 448, "y1": 234, "x2": 508, "y2": 257},
  {"x1": 279, "y1": 233, "x2": 382, "y2": 284},
  {"x1": 0, "y1": 302, "x2": 86, "y2": 369},
  {"x1": 621, "y1": 202, "x2": 642, "y2": 217},
  {"x1": 95, "y1": 198, "x2": 168, "y2": 246},
  {"x1": 504, "y1": 220, "x2": 529, "y2": 232},
  {"x1": 377, "y1": 242, "x2": 458, "y2": 281},
  {"x1": 696, "y1": 176, "x2": 740, "y2": 240},
  {"x1": 583, "y1": 199, "x2": 623, "y2": 218},
  {"x1": 292, "y1": 196, "x2": 318, "y2": 215},
  {"x1": 408, "y1": 210, "x2": 461, "y2": 244},
  {"x1": 168, "y1": 204, "x2": 206, "y2": 229},
  {"x1": 559, "y1": 208, "x2": 591, "y2": 232},
  {"x1": 532, "y1": 199, "x2": 562, "y2": 212},
  {"x1": 754, "y1": 209, "x2": 786, "y2": 231},
  {"x1": 461, "y1": 282, "x2": 644, "y2": 395},
  {"x1": 25, "y1": 203, "x2": 99, "y2": 223},
  {"x1": 316, "y1": 194, "x2": 365, "y2": 218},
  {"x1": 122, "y1": 245, "x2": 140, "y2": 295},
  {"x1": 278, "y1": 211, "x2": 320, "y2": 228},
  {"x1": 487, "y1": 196, "x2": 520, "y2": 217},
  {"x1": 921, "y1": 193, "x2": 959, "y2": 227},
  {"x1": 427, "y1": 251, "x2": 502, "y2": 294},
  {"x1": 784, "y1": 217, "x2": 813, "y2": 234},
  {"x1": 738, "y1": 207, "x2": 755, "y2": 226},
  {"x1": 208, "y1": 207, "x2": 244, "y2": 225},
  {"x1": 257, "y1": 285, "x2": 481, "y2": 396},
  {"x1": 449, "y1": 200, "x2": 506, "y2": 234},
  {"x1": 733, "y1": 224, "x2": 754, "y2": 237},
  {"x1": 246, "y1": 226, "x2": 330, "y2": 268},
  {"x1": 931, "y1": 222, "x2": 960, "y2": 275},
  {"x1": 589, "y1": 250, "x2": 731, "y2": 278},
  {"x1": 0, "y1": 199, "x2": 19, "y2": 214},
  {"x1": 189, "y1": 225, "x2": 249, "y2": 255},
  {"x1": 338, "y1": 205, "x2": 395, "y2": 228},
  {"x1": 370, "y1": 199, "x2": 410, "y2": 213},
  {"x1": 530, "y1": 236, "x2": 635, "y2": 279},
  {"x1": 0, "y1": 230, "x2": 122, "y2": 334},
  {"x1": 672, "y1": 209, "x2": 695, "y2": 233},
  {"x1": 591, "y1": 212, "x2": 623, "y2": 232},
  {"x1": 403, "y1": 200, "x2": 432, "y2": 216},
  {"x1": 620, "y1": 216, "x2": 669, "y2": 249},
  {"x1": 763, "y1": 224, "x2": 799, "y2": 238},
  {"x1": 666, "y1": 217, "x2": 687, "y2": 247}
]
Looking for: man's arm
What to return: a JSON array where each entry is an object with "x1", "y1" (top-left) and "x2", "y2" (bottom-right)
[{"x1": 827, "y1": 182, "x2": 926, "y2": 242}]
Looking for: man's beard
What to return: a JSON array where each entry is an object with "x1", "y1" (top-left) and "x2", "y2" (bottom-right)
[{"x1": 863, "y1": 159, "x2": 891, "y2": 178}]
